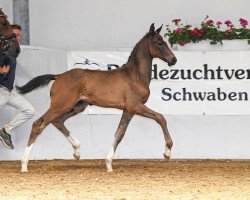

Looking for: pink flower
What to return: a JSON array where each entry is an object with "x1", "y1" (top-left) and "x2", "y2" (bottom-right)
[
  {"x1": 216, "y1": 21, "x2": 222, "y2": 28},
  {"x1": 172, "y1": 19, "x2": 181, "y2": 25},
  {"x1": 174, "y1": 28, "x2": 183, "y2": 34},
  {"x1": 225, "y1": 20, "x2": 233, "y2": 27},
  {"x1": 179, "y1": 41, "x2": 185, "y2": 46},
  {"x1": 206, "y1": 20, "x2": 214, "y2": 25},
  {"x1": 239, "y1": 18, "x2": 248, "y2": 28}
]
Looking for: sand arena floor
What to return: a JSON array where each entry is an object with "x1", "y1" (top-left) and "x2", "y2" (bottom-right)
[{"x1": 0, "y1": 159, "x2": 249, "y2": 200}]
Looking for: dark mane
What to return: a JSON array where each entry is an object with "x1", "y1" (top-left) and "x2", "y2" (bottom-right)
[{"x1": 127, "y1": 33, "x2": 150, "y2": 65}]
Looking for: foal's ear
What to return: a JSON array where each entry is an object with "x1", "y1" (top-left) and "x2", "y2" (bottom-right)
[
  {"x1": 149, "y1": 23, "x2": 155, "y2": 35},
  {"x1": 156, "y1": 24, "x2": 163, "y2": 34}
]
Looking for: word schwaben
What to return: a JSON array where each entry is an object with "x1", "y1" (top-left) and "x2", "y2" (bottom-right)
[
  {"x1": 151, "y1": 64, "x2": 249, "y2": 101},
  {"x1": 162, "y1": 87, "x2": 247, "y2": 101}
]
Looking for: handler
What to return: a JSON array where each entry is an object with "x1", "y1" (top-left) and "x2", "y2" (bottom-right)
[{"x1": 0, "y1": 24, "x2": 35, "y2": 150}]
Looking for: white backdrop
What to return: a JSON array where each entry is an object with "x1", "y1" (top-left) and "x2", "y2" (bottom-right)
[
  {"x1": 0, "y1": 46, "x2": 250, "y2": 161},
  {"x1": 1, "y1": 0, "x2": 250, "y2": 50},
  {"x1": 67, "y1": 51, "x2": 250, "y2": 115}
]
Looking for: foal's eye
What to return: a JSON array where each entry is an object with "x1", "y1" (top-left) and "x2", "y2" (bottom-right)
[{"x1": 157, "y1": 41, "x2": 163, "y2": 46}]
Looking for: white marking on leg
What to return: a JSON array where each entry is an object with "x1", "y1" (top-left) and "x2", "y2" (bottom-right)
[
  {"x1": 164, "y1": 143, "x2": 171, "y2": 159},
  {"x1": 21, "y1": 143, "x2": 34, "y2": 173},
  {"x1": 105, "y1": 146, "x2": 114, "y2": 172},
  {"x1": 67, "y1": 134, "x2": 80, "y2": 159}
]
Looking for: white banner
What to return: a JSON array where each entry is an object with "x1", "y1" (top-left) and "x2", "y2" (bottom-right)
[{"x1": 67, "y1": 51, "x2": 250, "y2": 115}]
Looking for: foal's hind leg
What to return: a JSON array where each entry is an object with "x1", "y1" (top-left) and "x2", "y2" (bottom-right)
[
  {"x1": 132, "y1": 104, "x2": 173, "y2": 160},
  {"x1": 105, "y1": 111, "x2": 133, "y2": 172},
  {"x1": 52, "y1": 100, "x2": 88, "y2": 160},
  {"x1": 21, "y1": 108, "x2": 66, "y2": 172}
]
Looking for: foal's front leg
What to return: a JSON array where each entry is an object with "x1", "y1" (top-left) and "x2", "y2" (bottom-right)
[
  {"x1": 106, "y1": 111, "x2": 133, "y2": 172},
  {"x1": 132, "y1": 104, "x2": 173, "y2": 160}
]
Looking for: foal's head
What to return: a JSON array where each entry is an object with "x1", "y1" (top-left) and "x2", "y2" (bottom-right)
[
  {"x1": 0, "y1": 8, "x2": 20, "y2": 57},
  {"x1": 147, "y1": 23, "x2": 177, "y2": 66}
]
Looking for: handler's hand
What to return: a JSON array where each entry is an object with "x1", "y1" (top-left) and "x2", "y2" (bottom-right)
[{"x1": 0, "y1": 65, "x2": 10, "y2": 74}]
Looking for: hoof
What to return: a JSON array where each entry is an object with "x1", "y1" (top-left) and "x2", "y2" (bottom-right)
[
  {"x1": 73, "y1": 153, "x2": 80, "y2": 160},
  {"x1": 164, "y1": 144, "x2": 171, "y2": 160},
  {"x1": 105, "y1": 159, "x2": 113, "y2": 172},
  {"x1": 163, "y1": 153, "x2": 170, "y2": 160},
  {"x1": 21, "y1": 160, "x2": 28, "y2": 173},
  {"x1": 21, "y1": 168, "x2": 28, "y2": 173}
]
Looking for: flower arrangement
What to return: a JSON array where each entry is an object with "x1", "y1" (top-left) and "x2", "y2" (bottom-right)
[{"x1": 164, "y1": 16, "x2": 250, "y2": 46}]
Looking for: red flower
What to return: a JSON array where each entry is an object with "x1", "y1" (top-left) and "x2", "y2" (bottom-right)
[
  {"x1": 190, "y1": 28, "x2": 199, "y2": 35},
  {"x1": 172, "y1": 19, "x2": 181, "y2": 25},
  {"x1": 179, "y1": 41, "x2": 185, "y2": 46},
  {"x1": 206, "y1": 20, "x2": 214, "y2": 25},
  {"x1": 200, "y1": 29, "x2": 205, "y2": 34},
  {"x1": 239, "y1": 18, "x2": 248, "y2": 28},
  {"x1": 190, "y1": 28, "x2": 205, "y2": 37}
]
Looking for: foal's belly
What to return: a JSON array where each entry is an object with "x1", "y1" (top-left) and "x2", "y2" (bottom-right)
[{"x1": 79, "y1": 92, "x2": 126, "y2": 110}]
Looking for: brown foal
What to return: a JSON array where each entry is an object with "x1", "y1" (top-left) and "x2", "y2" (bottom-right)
[{"x1": 17, "y1": 23, "x2": 177, "y2": 172}]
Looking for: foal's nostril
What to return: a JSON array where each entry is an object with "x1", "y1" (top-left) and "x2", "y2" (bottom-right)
[{"x1": 172, "y1": 57, "x2": 177, "y2": 64}]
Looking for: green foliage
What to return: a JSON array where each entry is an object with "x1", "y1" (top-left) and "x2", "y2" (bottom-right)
[{"x1": 164, "y1": 17, "x2": 250, "y2": 46}]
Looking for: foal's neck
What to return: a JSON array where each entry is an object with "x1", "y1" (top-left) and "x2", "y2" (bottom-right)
[{"x1": 127, "y1": 39, "x2": 152, "y2": 85}]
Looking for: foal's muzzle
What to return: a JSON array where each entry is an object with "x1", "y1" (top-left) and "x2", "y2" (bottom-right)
[
  {"x1": 171, "y1": 57, "x2": 177, "y2": 65},
  {"x1": 166, "y1": 56, "x2": 177, "y2": 66}
]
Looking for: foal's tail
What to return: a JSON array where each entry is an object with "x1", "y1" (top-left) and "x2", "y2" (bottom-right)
[{"x1": 16, "y1": 74, "x2": 58, "y2": 94}]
